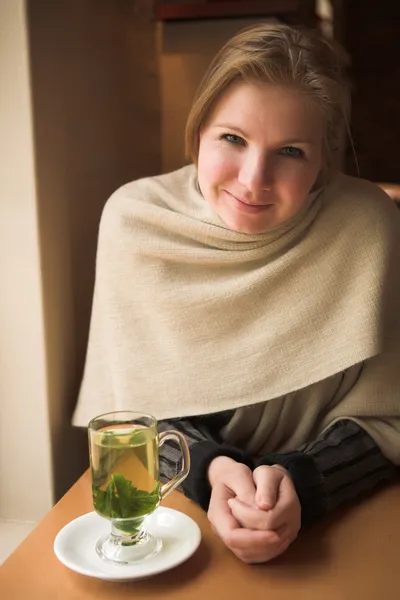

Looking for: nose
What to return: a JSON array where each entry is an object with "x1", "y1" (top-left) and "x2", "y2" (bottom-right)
[{"x1": 237, "y1": 152, "x2": 273, "y2": 193}]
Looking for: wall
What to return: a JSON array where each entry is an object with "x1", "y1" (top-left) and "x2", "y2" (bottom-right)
[
  {"x1": 0, "y1": 0, "x2": 161, "y2": 519},
  {"x1": 27, "y1": 0, "x2": 161, "y2": 503},
  {"x1": 0, "y1": 0, "x2": 53, "y2": 520}
]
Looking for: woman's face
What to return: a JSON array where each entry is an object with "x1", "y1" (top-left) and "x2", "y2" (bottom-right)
[{"x1": 197, "y1": 82, "x2": 324, "y2": 234}]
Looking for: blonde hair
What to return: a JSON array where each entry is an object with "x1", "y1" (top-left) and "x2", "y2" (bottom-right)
[{"x1": 185, "y1": 24, "x2": 350, "y2": 177}]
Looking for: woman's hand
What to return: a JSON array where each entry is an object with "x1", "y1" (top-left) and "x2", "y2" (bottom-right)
[
  {"x1": 207, "y1": 455, "x2": 257, "y2": 505},
  {"x1": 206, "y1": 457, "x2": 293, "y2": 563},
  {"x1": 228, "y1": 465, "x2": 301, "y2": 549}
]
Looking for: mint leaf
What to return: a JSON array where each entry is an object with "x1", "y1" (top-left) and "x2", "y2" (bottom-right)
[
  {"x1": 106, "y1": 478, "x2": 121, "y2": 518},
  {"x1": 93, "y1": 486, "x2": 107, "y2": 514},
  {"x1": 133, "y1": 482, "x2": 160, "y2": 500},
  {"x1": 127, "y1": 482, "x2": 161, "y2": 517},
  {"x1": 92, "y1": 475, "x2": 160, "y2": 520},
  {"x1": 112, "y1": 474, "x2": 136, "y2": 518}
]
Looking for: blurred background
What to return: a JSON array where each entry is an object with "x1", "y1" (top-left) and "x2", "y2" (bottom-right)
[{"x1": 0, "y1": 0, "x2": 399, "y2": 556}]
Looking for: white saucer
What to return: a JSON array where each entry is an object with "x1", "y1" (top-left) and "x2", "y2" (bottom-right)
[{"x1": 54, "y1": 507, "x2": 201, "y2": 581}]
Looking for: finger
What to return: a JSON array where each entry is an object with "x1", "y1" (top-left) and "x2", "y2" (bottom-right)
[
  {"x1": 253, "y1": 466, "x2": 285, "y2": 510},
  {"x1": 244, "y1": 535, "x2": 292, "y2": 565},
  {"x1": 226, "y1": 527, "x2": 292, "y2": 564},
  {"x1": 274, "y1": 523, "x2": 290, "y2": 539},
  {"x1": 228, "y1": 498, "x2": 278, "y2": 533},
  {"x1": 277, "y1": 475, "x2": 302, "y2": 533},
  {"x1": 265, "y1": 475, "x2": 301, "y2": 533},
  {"x1": 225, "y1": 464, "x2": 257, "y2": 507},
  {"x1": 208, "y1": 484, "x2": 241, "y2": 539},
  {"x1": 228, "y1": 499, "x2": 292, "y2": 540},
  {"x1": 209, "y1": 484, "x2": 295, "y2": 564}
]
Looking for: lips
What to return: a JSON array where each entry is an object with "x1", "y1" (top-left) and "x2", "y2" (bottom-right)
[{"x1": 225, "y1": 190, "x2": 273, "y2": 214}]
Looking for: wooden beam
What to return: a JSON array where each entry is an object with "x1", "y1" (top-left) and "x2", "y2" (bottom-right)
[{"x1": 155, "y1": 1, "x2": 309, "y2": 22}]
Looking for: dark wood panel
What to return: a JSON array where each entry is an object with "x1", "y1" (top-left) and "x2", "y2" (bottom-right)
[
  {"x1": 341, "y1": 1, "x2": 400, "y2": 182},
  {"x1": 155, "y1": 0, "x2": 316, "y2": 25}
]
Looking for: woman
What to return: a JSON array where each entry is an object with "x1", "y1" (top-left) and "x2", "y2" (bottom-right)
[{"x1": 73, "y1": 24, "x2": 400, "y2": 563}]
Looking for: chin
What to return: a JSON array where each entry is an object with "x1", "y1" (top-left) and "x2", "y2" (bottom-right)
[{"x1": 223, "y1": 217, "x2": 270, "y2": 234}]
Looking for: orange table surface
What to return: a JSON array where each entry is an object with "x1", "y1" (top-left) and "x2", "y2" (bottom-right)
[{"x1": 1, "y1": 471, "x2": 400, "y2": 600}]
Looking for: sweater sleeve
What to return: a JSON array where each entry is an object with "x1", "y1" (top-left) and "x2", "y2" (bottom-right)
[
  {"x1": 158, "y1": 413, "x2": 254, "y2": 510},
  {"x1": 255, "y1": 419, "x2": 396, "y2": 527}
]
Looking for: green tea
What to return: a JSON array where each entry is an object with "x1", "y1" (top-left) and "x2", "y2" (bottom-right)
[{"x1": 89, "y1": 425, "x2": 160, "y2": 533}]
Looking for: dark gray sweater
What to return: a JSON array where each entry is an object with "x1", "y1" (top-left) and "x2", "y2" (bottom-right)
[{"x1": 158, "y1": 414, "x2": 395, "y2": 527}]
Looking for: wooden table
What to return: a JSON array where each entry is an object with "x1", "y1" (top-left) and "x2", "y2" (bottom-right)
[{"x1": 1, "y1": 472, "x2": 400, "y2": 599}]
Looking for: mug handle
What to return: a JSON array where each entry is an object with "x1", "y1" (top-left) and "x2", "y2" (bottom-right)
[{"x1": 158, "y1": 430, "x2": 190, "y2": 499}]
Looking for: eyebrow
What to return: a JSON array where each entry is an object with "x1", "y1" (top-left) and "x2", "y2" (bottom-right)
[{"x1": 214, "y1": 123, "x2": 316, "y2": 145}]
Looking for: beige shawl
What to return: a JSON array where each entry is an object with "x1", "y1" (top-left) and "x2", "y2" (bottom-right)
[{"x1": 73, "y1": 165, "x2": 400, "y2": 464}]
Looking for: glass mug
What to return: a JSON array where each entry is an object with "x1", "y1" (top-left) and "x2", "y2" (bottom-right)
[{"x1": 88, "y1": 410, "x2": 190, "y2": 564}]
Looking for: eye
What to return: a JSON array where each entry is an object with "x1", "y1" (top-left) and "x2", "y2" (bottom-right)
[
  {"x1": 280, "y1": 146, "x2": 304, "y2": 158},
  {"x1": 220, "y1": 133, "x2": 246, "y2": 146}
]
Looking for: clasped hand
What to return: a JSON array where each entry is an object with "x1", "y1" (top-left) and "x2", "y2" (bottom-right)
[{"x1": 207, "y1": 456, "x2": 301, "y2": 563}]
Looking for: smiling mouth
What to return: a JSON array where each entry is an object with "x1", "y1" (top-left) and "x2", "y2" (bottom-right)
[{"x1": 225, "y1": 191, "x2": 273, "y2": 213}]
